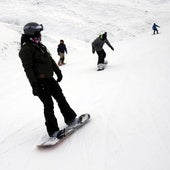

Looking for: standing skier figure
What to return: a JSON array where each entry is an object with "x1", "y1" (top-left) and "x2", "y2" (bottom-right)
[
  {"x1": 152, "y1": 23, "x2": 160, "y2": 34},
  {"x1": 92, "y1": 32, "x2": 114, "y2": 70},
  {"x1": 57, "y1": 40, "x2": 67, "y2": 66},
  {"x1": 19, "y1": 22, "x2": 77, "y2": 137}
]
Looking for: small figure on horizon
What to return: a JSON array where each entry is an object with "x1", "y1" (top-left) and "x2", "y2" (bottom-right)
[
  {"x1": 57, "y1": 40, "x2": 67, "y2": 66},
  {"x1": 152, "y1": 23, "x2": 160, "y2": 35}
]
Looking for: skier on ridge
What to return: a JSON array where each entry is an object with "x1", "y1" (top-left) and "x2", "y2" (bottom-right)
[{"x1": 152, "y1": 23, "x2": 160, "y2": 34}]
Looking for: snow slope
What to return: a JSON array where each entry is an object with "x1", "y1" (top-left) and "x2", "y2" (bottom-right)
[{"x1": 0, "y1": 0, "x2": 170, "y2": 170}]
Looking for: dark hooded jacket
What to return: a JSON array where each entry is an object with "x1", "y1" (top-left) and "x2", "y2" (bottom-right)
[
  {"x1": 57, "y1": 43, "x2": 67, "y2": 54},
  {"x1": 92, "y1": 32, "x2": 113, "y2": 52},
  {"x1": 19, "y1": 35, "x2": 61, "y2": 86},
  {"x1": 152, "y1": 23, "x2": 160, "y2": 30}
]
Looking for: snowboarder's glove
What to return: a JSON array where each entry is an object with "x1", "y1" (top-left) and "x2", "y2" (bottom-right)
[
  {"x1": 92, "y1": 48, "x2": 95, "y2": 54},
  {"x1": 31, "y1": 82, "x2": 44, "y2": 96},
  {"x1": 56, "y1": 70, "x2": 63, "y2": 82}
]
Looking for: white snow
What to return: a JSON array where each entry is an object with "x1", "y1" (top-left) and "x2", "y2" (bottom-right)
[{"x1": 0, "y1": 0, "x2": 170, "y2": 170}]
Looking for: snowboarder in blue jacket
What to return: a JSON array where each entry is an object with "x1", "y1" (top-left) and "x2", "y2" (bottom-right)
[{"x1": 152, "y1": 23, "x2": 160, "y2": 34}]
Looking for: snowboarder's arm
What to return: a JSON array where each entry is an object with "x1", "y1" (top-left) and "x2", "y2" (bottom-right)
[
  {"x1": 155, "y1": 24, "x2": 160, "y2": 28},
  {"x1": 19, "y1": 46, "x2": 37, "y2": 85},
  {"x1": 64, "y1": 45, "x2": 68, "y2": 54},
  {"x1": 50, "y1": 57, "x2": 63, "y2": 82},
  {"x1": 57, "y1": 46, "x2": 60, "y2": 55},
  {"x1": 105, "y1": 39, "x2": 114, "y2": 51},
  {"x1": 92, "y1": 41, "x2": 96, "y2": 53}
]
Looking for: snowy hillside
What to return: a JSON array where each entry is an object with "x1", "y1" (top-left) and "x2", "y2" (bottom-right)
[{"x1": 0, "y1": 0, "x2": 170, "y2": 170}]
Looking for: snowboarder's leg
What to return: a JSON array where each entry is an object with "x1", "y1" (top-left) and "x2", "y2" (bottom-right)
[
  {"x1": 97, "y1": 49, "x2": 106, "y2": 65},
  {"x1": 61, "y1": 56, "x2": 65, "y2": 64},
  {"x1": 58, "y1": 53, "x2": 64, "y2": 66},
  {"x1": 96, "y1": 50, "x2": 106, "y2": 70},
  {"x1": 58, "y1": 58, "x2": 62, "y2": 66},
  {"x1": 38, "y1": 84, "x2": 59, "y2": 137},
  {"x1": 58, "y1": 53, "x2": 65, "y2": 65},
  {"x1": 49, "y1": 78, "x2": 77, "y2": 125},
  {"x1": 156, "y1": 29, "x2": 159, "y2": 34}
]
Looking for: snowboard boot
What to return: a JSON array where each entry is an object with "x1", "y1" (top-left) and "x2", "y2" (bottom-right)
[
  {"x1": 66, "y1": 117, "x2": 79, "y2": 127},
  {"x1": 50, "y1": 130, "x2": 60, "y2": 138},
  {"x1": 97, "y1": 63, "x2": 105, "y2": 71},
  {"x1": 104, "y1": 60, "x2": 108, "y2": 65}
]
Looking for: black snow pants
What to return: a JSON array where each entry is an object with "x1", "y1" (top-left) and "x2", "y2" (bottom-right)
[
  {"x1": 96, "y1": 49, "x2": 106, "y2": 65},
  {"x1": 153, "y1": 29, "x2": 159, "y2": 34},
  {"x1": 37, "y1": 78, "x2": 77, "y2": 136}
]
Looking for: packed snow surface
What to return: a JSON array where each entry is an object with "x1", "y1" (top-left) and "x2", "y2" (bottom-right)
[{"x1": 0, "y1": 0, "x2": 170, "y2": 170}]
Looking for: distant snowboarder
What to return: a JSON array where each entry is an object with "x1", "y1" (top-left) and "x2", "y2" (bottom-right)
[
  {"x1": 92, "y1": 32, "x2": 114, "y2": 71},
  {"x1": 152, "y1": 23, "x2": 160, "y2": 34},
  {"x1": 19, "y1": 22, "x2": 77, "y2": 138},
  {"x1": 57, "y1": 39, "x2": 67, "y2": 66}
]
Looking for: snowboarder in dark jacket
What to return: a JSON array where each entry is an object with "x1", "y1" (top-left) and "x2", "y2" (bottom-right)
[
  {"x1": 19, "y1": 22, "x2": 77, "y2": 137},
  {"x1": 152, "y1": 23, "x2": 160, "y2": 34},
  {"x1": 57, "y1": 40, "x2": 67, "y2": 66},
  {"x1": 92, "y1": 32, "x2": 114, "y2": 70}
]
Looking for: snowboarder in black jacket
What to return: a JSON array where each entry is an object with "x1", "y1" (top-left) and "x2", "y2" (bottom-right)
[
  {"x1": 57, "y1": 40, "x2": 67, "y2": 66},
  {"x1": 92, "y1": 32, "x2": 114, "y2": 70},
  {"x1": 19, "y1": 22, "x2": 77, "y2": 137}
]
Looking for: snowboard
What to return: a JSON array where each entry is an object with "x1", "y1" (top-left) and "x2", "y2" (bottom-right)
[
  {"x1": 37, "y1": 113, "x2": 90, "y2": 148},
  {"x1": 97, "y1": 61, "x2": 108, "y2": 71}
]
